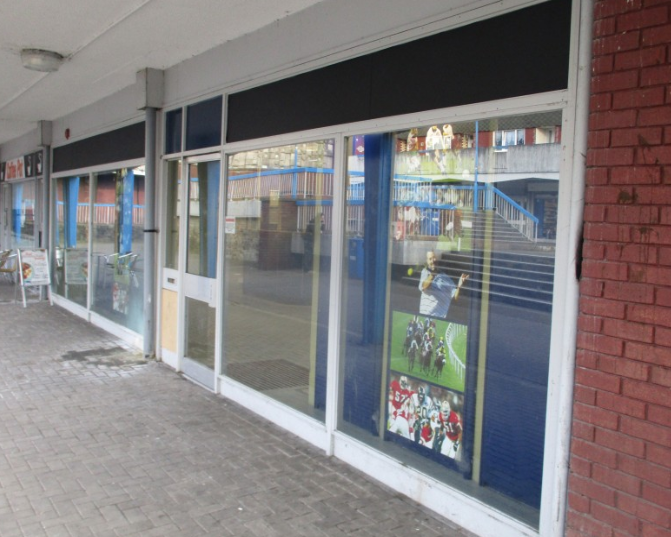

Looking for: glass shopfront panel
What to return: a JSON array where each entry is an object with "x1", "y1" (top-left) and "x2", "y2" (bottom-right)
[
  {"x1": 90, "y1": 167, "x2": 145, "y2": 334},
  {"x1": 53, "y1": 175, "x2": 90, "y2": 307},
  {"x1": 9, "y1": 180, "x2": 37, "y2": 249},
  {"x1": 223, "y1": 140, "x2": 334, "y2": 419},
  {"x1": 164, "y1": 160, "x2": 182, "y2": 270},
  {"x1": 338, "y1": 113, "x2": 561, "y2": 527},
  {"x1": 186, "y1": 161, "x2": 220, "y2": 278},
  {"x1": 184, "y1": 296, "x2": 216, "y2": 370}
]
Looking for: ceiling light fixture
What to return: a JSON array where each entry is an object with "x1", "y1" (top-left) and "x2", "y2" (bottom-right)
[{"x1": 20, "y1": 48, "x2": 65, "y2": 72}]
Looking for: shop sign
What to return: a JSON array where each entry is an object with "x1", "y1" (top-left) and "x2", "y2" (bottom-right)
[
  {"x1": 4, "y1": 156, "x2": 26, "y2": 181},
  {"x1": 2, "y1": 152, "x2": 42, "y2": 181}
]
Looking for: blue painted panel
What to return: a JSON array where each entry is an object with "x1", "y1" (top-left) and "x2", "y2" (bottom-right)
[
  {"x1": 65, "y1": 177, "x2": 80, "y2": 248},
  {"x1": 343, "y1": 134, "x2": 392, "y2": 434},
  {"x1": 12, "y1": 184, "x2": 23, "y2": 242},
  {"x1": 479, "y1": 252, "x2": 553, "y2": 509},
  {"x1": 206, "y1": 161, "x2": 220, "y2": 278},
  {"x1": 120, "y1": 170, "x2": 134, "y2": 254}
]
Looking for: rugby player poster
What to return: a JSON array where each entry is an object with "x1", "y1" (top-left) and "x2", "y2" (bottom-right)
[{"x1": 386, "y1": 311, "x2": 467, "y2": 462}]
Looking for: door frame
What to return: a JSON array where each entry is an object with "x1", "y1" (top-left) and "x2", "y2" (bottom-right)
[{"x1": 176, "y1": 153, "x2": 222, "y2": 390}]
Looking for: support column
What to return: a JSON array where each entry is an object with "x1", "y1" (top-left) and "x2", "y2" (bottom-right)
[{"x1": 144, "y1": 107, "x2": 157, "y2": 358}]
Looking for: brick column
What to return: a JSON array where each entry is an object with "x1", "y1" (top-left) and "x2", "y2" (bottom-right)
[{"x1": 568, "y1": 1, "x2": 671, "y2": 536}]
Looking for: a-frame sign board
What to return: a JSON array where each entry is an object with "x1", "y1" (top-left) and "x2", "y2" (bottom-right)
[{"x1": 17, "y1": 249, "x2": 53, "y2": 308}]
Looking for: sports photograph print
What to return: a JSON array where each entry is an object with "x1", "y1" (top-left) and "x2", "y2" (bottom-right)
[
  {"x1": 387, "y1": 373, "x2": 465, "y2": 461},
  {"x1": 390, "y1": 310, "x2": 467, "y2": 393}
]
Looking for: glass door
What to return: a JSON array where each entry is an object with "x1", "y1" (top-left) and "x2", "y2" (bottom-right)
[{"x1": 181, "y1": 156, "x2": 221, "y2": 389}]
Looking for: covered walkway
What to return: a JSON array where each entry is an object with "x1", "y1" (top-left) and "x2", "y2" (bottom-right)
[{"x1": 0, "y1": 281, "x2": 473, "y2": 537}]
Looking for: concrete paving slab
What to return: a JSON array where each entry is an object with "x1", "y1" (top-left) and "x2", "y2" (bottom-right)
[{"x1": 0, "y1": 280, "x2": 475, "y2": 536}]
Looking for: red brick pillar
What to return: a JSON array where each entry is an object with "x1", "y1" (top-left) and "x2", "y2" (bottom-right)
[{"x1": 568, "y1": 1, "x2": 671, "y2": 536}]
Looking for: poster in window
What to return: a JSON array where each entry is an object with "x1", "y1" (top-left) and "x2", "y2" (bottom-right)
[
  {"x1": 386, "y1": 310, "x2": 468, "y2": 463},
  {"x1": 64, "y1": 248, "x2": 88, "y2": 285},
  {"x1": 112, "y1": 255, "x2": 133, "y2": 315}
]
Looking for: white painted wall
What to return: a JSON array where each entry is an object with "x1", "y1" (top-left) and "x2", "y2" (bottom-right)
[
  {"x1": 0, "y1": 128, "x2": 39, "y2": 161},
  {"x1": 50, "y1": 84, "x2": 144, "y2": 147}
]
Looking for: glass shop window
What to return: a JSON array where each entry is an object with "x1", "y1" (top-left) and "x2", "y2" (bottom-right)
[
  {"x1": 165, "y1": 109, "x2": 183, "y2": 154},
  {"x1": 90, "y1": 167, "x2": 145, "y2": 334},
  {"x1": 222, "y1": 140, "x2": 335, "y2": 420},
  {"x1": 10, "y1": 181, "x2": 37, "y2": 249},
  {"x1": 338, "y1": 112, "x2": 562, "y2": 527},
  {"x1": 185, "y1": 97, "x2": 223, "y2": 151},
  {"x1": 53, "y1": 175, "x2": 90, "y2": 307},
  {"x1": 164, "y1": 160, "x2": 182, "y2": 270}
]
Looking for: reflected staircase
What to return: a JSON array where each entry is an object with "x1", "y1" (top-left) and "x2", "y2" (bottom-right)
[{"x1": 437, "y1": 211, "x2": 555, "y2": 312}]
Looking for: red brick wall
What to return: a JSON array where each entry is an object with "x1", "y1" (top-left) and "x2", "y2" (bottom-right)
[{"x1": 568, "y1": 1, "x2": 671, "y2": 536}]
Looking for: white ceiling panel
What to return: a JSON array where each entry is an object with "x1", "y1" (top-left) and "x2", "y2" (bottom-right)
[{"x1": 0, "y1": 0, "x2": 325, "y2": 145}]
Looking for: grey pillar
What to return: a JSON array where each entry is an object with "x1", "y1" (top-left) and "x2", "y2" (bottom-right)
[{"x1": 143, "y1": 107, "x2": 157, "y2": 358}]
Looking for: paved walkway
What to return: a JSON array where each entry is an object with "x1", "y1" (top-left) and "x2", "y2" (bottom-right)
[{"x1": 0, "y1": 280, "x2": 474, "y2": 537}]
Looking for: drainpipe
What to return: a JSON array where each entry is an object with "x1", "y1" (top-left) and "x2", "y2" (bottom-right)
[
  {"x1": 37, "y1": 121, "x2": 52, "y2": 250},
  {"x1": 38, "y1": 121, "x2": 52, "y2": 302},
  {"x1": 144, "y1": 107, "x2": 157, "y2": 358},
  {"x1": 41, "y1": 146, "x2": 50, "y2": 249},
  {"x1": 137, "y1": 68, "x2": 163, "y2": 359}
]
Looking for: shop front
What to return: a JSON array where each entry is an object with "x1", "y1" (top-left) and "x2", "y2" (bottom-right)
[
  {"x1": 155, "y1": 1, "x2": 583, "y2": 535},
  {"x1": 51, "y1": 122, "x2": 146, "y2": 346},
  {"x1": 1, "y1": 151, "x2": 44, "y2": 251},
  {"x1": 213, "y1": 108, "x2": 565, "y2": 534}
]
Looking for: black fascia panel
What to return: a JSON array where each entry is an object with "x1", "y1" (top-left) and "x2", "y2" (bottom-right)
[
  {"x1": 227, "y1": 0, "x2": 570, "y2": 142},
  {"x1": 53, "y1": 122, "x2": 145, "y2": 173}
]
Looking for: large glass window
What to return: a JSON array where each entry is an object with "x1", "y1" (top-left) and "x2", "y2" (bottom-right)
[
  {"x1": 53, "y1": 175, "x2": 89, "y2": 307},
  {"x1": 223, "y1": 140, "x2": 334, "y2": 419},
  {"x1": 90, "y1": 167, "x2": 145, "y2": 334},
  {"x1": 164, "y1": 160, "x2": 182, "y2": 270},
  {"x1": 9, "y1": 180, "x2": 37, "y2": 249},
  {"x1": 339, "y1": 113, "x2": 561, "y2": 526},
  {"x1": 165, "y1": 109, "x2": 183, "y2": 155},
  {"x1": 185, "y1": 97, "x2": 223, "y2": 151}
]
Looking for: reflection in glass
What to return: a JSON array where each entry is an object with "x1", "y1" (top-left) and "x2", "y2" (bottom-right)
[
  {"x1": 186, "y1": 161, "x2": 220, "y2": 277},
  {"x1": 339, "y1": 113, "x2": 561, "y2": 527},
  {"x1": 165, "y1": 160, "x2": 181, "y2": 270},
  {"x1": 53, "y1": 175, "x2": 89, "y2": 307},
  {"x1": 10, "y1": 181, "x2": 37, "y2": 249},
  {"x1": 185, "y1": 297, "x2": 216, "y2": 369},
  {"x1": 90, "y1": 167, "x2": 145, "y2": 334},
  {"x1": 223, "y1": 141, "x2": 334, "y2": 420}
]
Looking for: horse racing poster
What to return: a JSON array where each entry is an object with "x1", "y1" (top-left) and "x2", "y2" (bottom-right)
[{"x1": 385, "y1": 310, "x2": 468, "y2": 464}]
